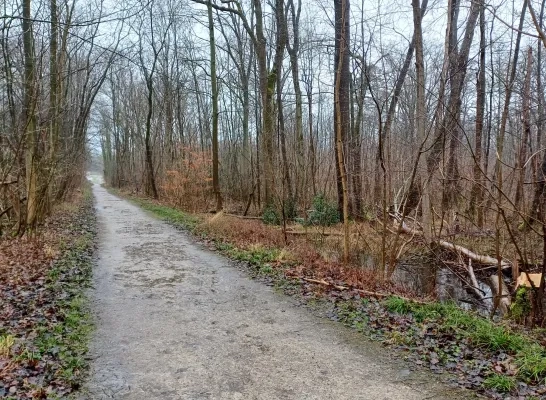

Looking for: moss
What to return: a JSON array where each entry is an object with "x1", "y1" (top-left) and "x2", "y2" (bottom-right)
[{"x1": 510, "y1": 287, "x2": 531, "y2": 321}]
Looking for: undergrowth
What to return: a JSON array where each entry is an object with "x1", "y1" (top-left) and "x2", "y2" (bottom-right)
[
  {"x1": 0, "y1": 182, "x2": 96, "y2": 399},
  {"x1": 384, "y1": 296, "x2": 546, "y2": 387}
]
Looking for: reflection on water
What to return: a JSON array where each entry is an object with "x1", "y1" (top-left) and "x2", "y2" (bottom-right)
[{"x1": 372, "y1": 257, "x2": 495, "y2": 314}]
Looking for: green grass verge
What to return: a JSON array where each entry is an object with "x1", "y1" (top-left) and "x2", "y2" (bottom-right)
[
  {"x1": 109, "y1": 189, "x2": 199, "y2": 231},
  {"x1": 384, "y1": 296, "x2": 546, "y2": 385},
  {"x1": 36, "y1": 230, "x2": 95, "y2": 388}
]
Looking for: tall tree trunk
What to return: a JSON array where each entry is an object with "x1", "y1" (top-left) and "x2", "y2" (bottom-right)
[
  {"x1": 493, "y1": 0, "x2": 527, "y2": 314},
  {"x1": 352, "y1": 77, "x2": 364, "y2": 218},
  {"x1": 286, "y1": 0, "x2": 304, "y2": 204},
  {"x1": 426, "y1": 0, "x2": 480, "y2": 212},
  {"x1": 469, "y1": 0, "x2": 486, "y2": 227},
  {"x1": 308, "y1": 90, "x2": 317, "y2": 197},
  {"x1": 530, "y1": 0, "x2": 546, "y2": 224},
  {"x1": 48, "y1": 0, "x2": 59, "y2": 207},
  {"x1": 251, "y1": 0, "x2": 275, "y2": 207},
  {"x1": 23, "y1": 0, "x2": 38, "y2": 229},
  {"x1": 275, "y1": 0, "x2": 292, "y2": 204},
  {"x1": 208, "y1": 0, "x2": 222, "y2": 211},
  {"x1": 144, "y1": 76, "x2": 158, "y2": 199},
  {"x1": 334, "y1": 0, "x2": 350, "y2": 262},
  {"x1": 412, "y1": 0, "x2": 427, "y2": 239},
  {"x1": 515, "y1": 47, "x2": 533, "y2": 211},
  {"x1": 372, "y1": 0, "x2": 428, "y2": 205}
]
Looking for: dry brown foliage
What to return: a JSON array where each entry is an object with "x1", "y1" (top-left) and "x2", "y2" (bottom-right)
[{"x1": 199, "y1": 214, "x2": 417, "y2": 298}]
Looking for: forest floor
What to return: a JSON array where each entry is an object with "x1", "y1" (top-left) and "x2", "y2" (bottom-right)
[
  {"x1": 80, "y1": 180, "x2": 477, "y2": 400},
  {"x1": 0, "y1": 183, "x2": 96, "y2": 399},
  {"x1": 105, "y1": 184, "x2": 546, "y2": 400}
]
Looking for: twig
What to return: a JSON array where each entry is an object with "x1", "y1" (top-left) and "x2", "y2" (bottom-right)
[
  {"x1": 0, "y1": 180, "x2": 18, "y2": 186},
  {"x1": 298, "y1": 277, "x2": 429, "y2": 304}
]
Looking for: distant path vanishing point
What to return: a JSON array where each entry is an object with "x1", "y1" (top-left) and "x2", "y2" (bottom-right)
[{"x1": 82, "y1": 180, "x2": 474, "y2": 400}]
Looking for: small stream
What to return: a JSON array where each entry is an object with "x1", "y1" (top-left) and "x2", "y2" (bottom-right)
[
  {"x1": 391, "y1": 263, "x2": 494, "y2": 312},
  {"x1": 355, "y1": 251, "x2": 499, "y2": 314}
]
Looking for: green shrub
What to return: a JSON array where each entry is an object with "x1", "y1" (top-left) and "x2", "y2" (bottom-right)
[
  {"x1": 262, "y1": 204, "x2": 280, "y2": 225},
  {"x1": 228, "y1": 245, "x2": 279, "y2": 266},
  {"x1": 470, "y1": 322, "x2": 526, "y2": 352},
  {"x1": 306, "y1": 194, "x2": 339, "y2": 226},
  {"x1": 283, "y1": 196, "x2": 298, "y2": 220}
]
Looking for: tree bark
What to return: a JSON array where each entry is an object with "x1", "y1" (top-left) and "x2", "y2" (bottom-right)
[
  {"x1": 469, "y1": 0, "x2": 486, "y2": 228},
  {"x1": 286, "y1": 0, "x2": 304, "y2": 204},
  {"x1": 275, "y1": 0, "x2": 292, "y2": 204},
  {"x1": 373, "y1": 0, "x2": 428, "y2": 205},
  {"x1": 515, "y1": 47, "x2": 533, "y2": 211},
  {"x1": 23, "y1": 0, "x2": 38, "y2": 229},
  {"x1": 530, "y1": 0, "x2": 546, "y2": 224},
  {"x1": 208, "y1": 0, "x2": 223, "y2": 211},
  {"x1": 334, "y1": 0, "x2": 350, "y2": 262}
]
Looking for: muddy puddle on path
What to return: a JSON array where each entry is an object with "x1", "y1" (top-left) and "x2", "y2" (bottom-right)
[{"x1": 81, "y1": 181, "x2": 476, "y2": 400}]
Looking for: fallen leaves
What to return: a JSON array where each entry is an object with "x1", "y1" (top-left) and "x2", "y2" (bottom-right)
[
  {"x1": 322, "y1": 294, "x2": 546, "y2": 399},
  {"x1": 0, "y1": 188, "x2": 96, "y2": 399}
]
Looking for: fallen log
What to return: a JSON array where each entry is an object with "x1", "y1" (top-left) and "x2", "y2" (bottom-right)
[
  {"x1": 395, "y1": 223, "x2": 511, "y2": 269},
  {"x1": 222, "y1": 213, "x2": 262, "y2": 220},
  {"x1": 467, "y1": 259, "x2": 485, "y2": 300},
  {"x1": 437, "y1": 240, "x2": 511, "y2": 269},
  {"x1": 285, "y1": 229, "x2": 359, "y2": 237},
  {"x1": 395, "y1": 220, "x2": 512, "y2": 313}
]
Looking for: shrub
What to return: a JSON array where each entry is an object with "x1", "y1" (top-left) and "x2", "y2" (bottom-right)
[
  {"x1": 384, "y1": 296, "x2": 412, "y2": 314},
  {"x1": 306, "y1": 194, "x2": 339, "y2": 226},
  {"x1": 283, "y1": 196, "x2": 298, "y2": 220},
  {"x1": 262, "y1": 204, "x2": 280, "y2": 225}
]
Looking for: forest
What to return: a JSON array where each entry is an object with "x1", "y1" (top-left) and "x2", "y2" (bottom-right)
[{"x1": 3, "y1": 0, "x2": 546, "y2": 328}]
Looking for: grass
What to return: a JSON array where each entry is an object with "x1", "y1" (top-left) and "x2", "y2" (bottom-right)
[
  {"x1": 483, "y1": 374, "x2": 517, "y2": 392},
  {"x1": 227, "y1": 243, "x2": 280, "y2": 266},
  {"x1": 0, "y1": 334, "x2": 15, "y2": 356},
  {"x1": 336, "y1": 301, "x2": 369, "y2": 332},
  {"x1": 384, "y1": 296, "x2": 546, "y2": 384},
  {"x1": 34, "y1": 192, "x2": 95, "y2": 386},
  {"x1": 0, "y1": 182, "x2": 96, "y2": 398},
  {"x1": 515, "y1": 344, "x2": 546, "y2": 382},
  {"x1": 132, "y1": 198, "x2": 199, "y2": 230}
]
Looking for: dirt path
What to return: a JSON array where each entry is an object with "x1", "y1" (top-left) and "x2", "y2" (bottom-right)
[{"x1": 83, "y1": 182, "x2": 473, "y2": 400}]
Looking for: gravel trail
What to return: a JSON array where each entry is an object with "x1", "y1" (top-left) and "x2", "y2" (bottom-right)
[{"x1": 83, "y1": 182, "x2": 473, "y2": 400}]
